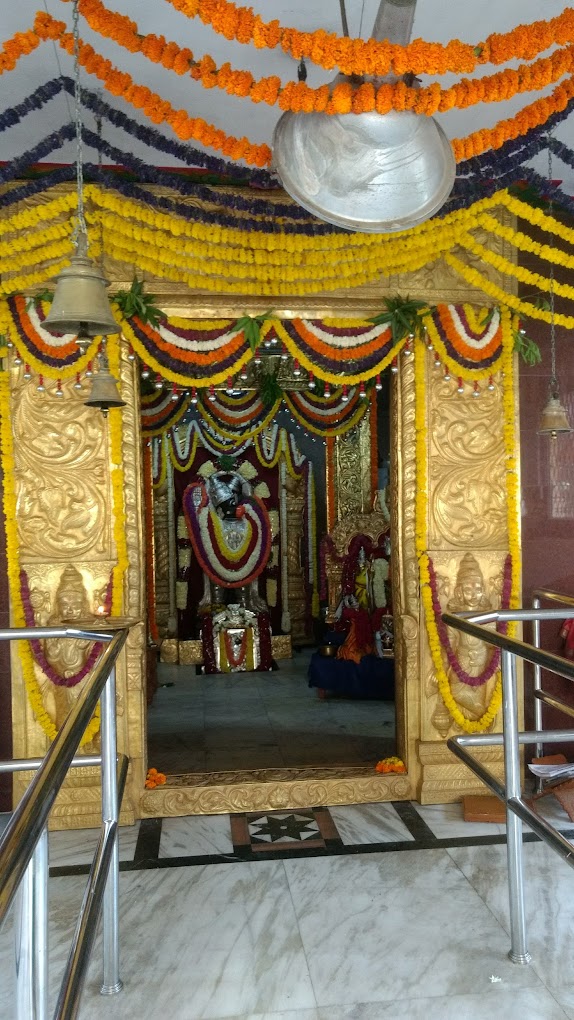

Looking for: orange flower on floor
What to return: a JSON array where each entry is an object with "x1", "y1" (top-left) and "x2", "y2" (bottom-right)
[
  {"x1": 145, "y1": 767, "x2": 167, "y2": 789},
  {"x1": 375, "y1": 756, "x2": 406, "y2": 775}
]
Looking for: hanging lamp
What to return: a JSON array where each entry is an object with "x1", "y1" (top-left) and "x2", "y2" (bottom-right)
[
  {"x1": 44, "y1": 0, "x2": 117, "y2": 338},
  {"x1": 537, "y1": 138, "x2": 572, "y2": 439},
  {"x1": 272, "y1": 0, "x2": 455, "y2": 233}
]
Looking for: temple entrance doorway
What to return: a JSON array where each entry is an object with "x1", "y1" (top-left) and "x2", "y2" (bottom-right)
[{"x1": 144, "y1": 366, "x2": 398, "y2": 793}]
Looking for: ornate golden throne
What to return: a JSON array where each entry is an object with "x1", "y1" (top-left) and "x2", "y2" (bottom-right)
[{"x1": 324, "y1": 510, "x2": 390, "y2": 624}]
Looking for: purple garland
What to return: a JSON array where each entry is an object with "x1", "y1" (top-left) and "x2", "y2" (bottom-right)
[
  {"x1": 20, "y1": 569, "x2": 112, "y2": 689},
  {"x1": 1, "y1": 78, "x2": 574, "y2": 228},
  {"x1": 427, "y1": 554, "x2": 512, "y2": 687},
  {"x1": 70, "y1": 79, "x2": 274, "y2": 187},
  {"x1": 0, "y1": 79, "x2": 66, "y2": 134}
]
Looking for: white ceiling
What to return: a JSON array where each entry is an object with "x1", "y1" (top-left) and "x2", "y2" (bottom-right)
[{"x1": 2, "y1": 0, "x2": 574, "y2": 193}]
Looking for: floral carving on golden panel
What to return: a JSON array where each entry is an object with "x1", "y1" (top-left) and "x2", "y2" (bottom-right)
[
  {"x1": 428, "y1": 368, "x2": 507, "y2": 550},
  {"x1": 12, "y1": 376, "x2": 110, "y2": 561}
]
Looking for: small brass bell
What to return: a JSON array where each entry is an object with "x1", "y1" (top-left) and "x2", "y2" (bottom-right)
[
  {"x1": 84, "y1": 351, "x2": 125, "y2": 416},
  {"x1": 537, "y1": 390, "x2": 573, "y2": 439},
  {"x1": 44, "y1": 234, "x2": 117, "y2": 337}
]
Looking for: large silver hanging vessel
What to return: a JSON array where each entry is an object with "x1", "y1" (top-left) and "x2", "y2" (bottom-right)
[{"x1": 272, "y1": 0, "x2": 456, "y2": 233}]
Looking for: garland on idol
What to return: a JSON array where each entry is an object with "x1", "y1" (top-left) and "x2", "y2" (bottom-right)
[
  {"x1": 182, "y1": 481, "x2": 272, "y2": 587},
  {"x1": 20, "y1": 569, "x2": 111, "y2": 688}
]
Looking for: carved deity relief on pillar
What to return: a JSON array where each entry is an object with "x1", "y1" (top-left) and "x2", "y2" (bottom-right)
[
  {"x1": 9, "y1": 347, "x2": 146, "y2": 827},
  {"x1": 418, "y1": 350, "x2": 517, "y2": 801}
]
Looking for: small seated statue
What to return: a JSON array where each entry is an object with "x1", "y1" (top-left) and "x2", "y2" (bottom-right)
[{"x1": 42, "y1": 565, "x2": 99, "y2": 738}]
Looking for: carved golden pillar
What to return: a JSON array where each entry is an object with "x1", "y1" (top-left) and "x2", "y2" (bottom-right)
[
  {"x1": 10, "y1": 344, "x2": 146, "y2": 828},
  {"x1": 417, "y1": 350, "x2": 519, "y2": 803},
  {"x1": 153, "y1": 486, "x2": 170, "y2": 639},
  {"x1": 334, "y1": 413, "x2": 372, "y2": 520},
  {"x1": 284, "y1": 474, "x2": 307, "y2": 643}
]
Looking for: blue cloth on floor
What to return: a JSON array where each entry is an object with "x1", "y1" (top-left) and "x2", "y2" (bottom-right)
[{"x1": 308, "y1": 651, "x2": 395, "y2": 700}]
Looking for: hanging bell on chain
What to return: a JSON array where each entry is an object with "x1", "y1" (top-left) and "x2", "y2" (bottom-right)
[
  {"x1": 44, "y1": 233, "x2": 117, "y2": 337},
  {"x1": 84, "y1": 349, "x2": 125, "y2": 416},
  {"x1": 537, "y1": 387, "x2": 573, "y2": 439}
]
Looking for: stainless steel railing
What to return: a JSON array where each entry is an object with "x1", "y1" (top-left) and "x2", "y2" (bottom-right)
[
  {"x1": 444, "y1": 604, "x2": 574, "y2": 966},
  {"x1": 0, "y1": 623, "x2": 131, "y2": 1020},
  {"x1": 531, "y1": 588, "x2": 574, "y2": 763}
]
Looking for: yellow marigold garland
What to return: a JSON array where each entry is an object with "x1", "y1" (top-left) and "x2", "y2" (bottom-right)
[
  {"x1": 121, "y1": 315, "x2": 253, "y2": 386},
  {"x1": 458, "y1": 232, "x2": 574, "y2": 302},
  {"x1": 445, "y1": 253, "x2": 574, "y2": 329},
  {"x1": 0, "y1": 299, "x2": 101, "y2": 381},
  {"x1": 422, "y1": 312, "x2": 503, "y2": 382},
  {"x1": 414, "y1": 309, "x2": 520, "y2": 733},
  {"x1": 0, "y1": 261, "x2": 71, "y2": 298},
  {"x1": 475, "y1": 210, "x2": 574, "y2": 270},
  {"x1": 272, "y1": 319, "x2": 406, "y2": 385},
  {"x1": 200, "y1": 396, "x2": 281, "y2": 441}
]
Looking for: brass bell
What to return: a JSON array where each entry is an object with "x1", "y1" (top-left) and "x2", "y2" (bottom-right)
[
  {"x1": 84, "y1": 352, "x2": 125, "y2": 417},
  {"x1": 44, "y1": 234, "x2": 117, "y2": 337},
  {"x1": 537, "y1": 391, "x2": 573, "y2": 438}
]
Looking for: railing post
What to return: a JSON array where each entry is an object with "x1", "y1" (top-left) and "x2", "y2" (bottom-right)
[
  {"x1": 99, "y1": 664, "x2": 123, "y2": 996},
  {"x1": 14, "y1": 825, "x2": 48, "y2": 1020},
  {"x1": 532, "y1": 596, "x2": 543, "y2": 772},
  {"x1": 501, "y1": 649, "x2": 531, "y2": 964}
]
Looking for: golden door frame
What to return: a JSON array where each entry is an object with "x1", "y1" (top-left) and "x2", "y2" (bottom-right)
[
  {"x1": 7, "y1": 188, "x2": 518, "y2": 822},
  {"x1": 141, "y1": 358, "x2": 418, "y2": 817}
]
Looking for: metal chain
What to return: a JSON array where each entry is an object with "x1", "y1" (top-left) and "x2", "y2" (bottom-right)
[
  {"x1": 72, "y1": 0, "x2": 87, "y2": 244},
  {"x1": 339, "y1": 0, "x2": 349, "y2": 37},
  {"x1": 547, "y1": 135, "x2": 557, "y2": 385}
]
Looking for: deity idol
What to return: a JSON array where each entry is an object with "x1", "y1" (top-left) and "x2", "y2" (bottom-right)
[
  {"x1": 42, "y1": 565, "x2": 98, "y2": 733},
  {"x1": 446, "y1": 553, "x2": 494, "y2": 722},
  {"x1": 183, "y1": 468, "x2": 271, "y2": 614}
]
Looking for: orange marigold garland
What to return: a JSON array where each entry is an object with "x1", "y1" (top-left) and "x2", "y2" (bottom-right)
[
  {"x1": 0, "y1": 27, "x2": 41, "y2": 75},
  {"x1": 33, "y1": 11, "x2": 271, "y2": 167},
  {"x1": 71, "y1": 0, "x2": 574, "y2": 119},
  {"x1": 145, "y1": 767, "x2": 167, "y2": 789},
  {"x1": 452, "y1": 72, "x2": 574, "y2": 162},
  {"x1": 165, "y1": 0, "x2": 574, "y2": 78},
  {"x1": 22, "y1": 10, "x2": 574, "y2": 168},
  {"x1": 375, "y1": 756, "x2": 406, "y2": 774}
]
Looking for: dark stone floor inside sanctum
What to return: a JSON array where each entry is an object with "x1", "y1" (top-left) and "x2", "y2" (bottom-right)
[{"x1": 147, "y1": 650, "x2": 396, "y2": 775}]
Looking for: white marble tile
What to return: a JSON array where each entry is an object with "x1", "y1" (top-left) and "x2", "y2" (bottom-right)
[
  {"x1": 48, "y1": 823, "x2": 140, "y2": 867},
  {"x1": 223, "y1": 1013, "x2": 321, "y2": 1020},
  {"x1": 447, "y1": 840, "x2": 574, "y2": 1009},
  {"x1": 312, "y1": 988, "x2": 569, "y2": 1019},
  {"x1": 0, "y1": 861, "x2": 314, "y2": 1020},
  {"x1": 284, "y1": 849, "x2": 542, "y2": 1008},
  {"x1": 529, "y1": 795, "x2": 574, "y2": 836},
  {"x1": 159, "y1": 814, "x2": 235, "y2": 858},
  {"x1": 413, "y1": 801, "x2": 507, "y2": 838},
  {"x1": 328, "y1": 803, "x2": 414, "y2": 845}
]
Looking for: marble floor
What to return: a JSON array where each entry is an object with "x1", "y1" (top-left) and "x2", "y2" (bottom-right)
[
  {"x1": 3, "y1": 797, "x2": 574, "y2": 1019},
  {"x1": 147, "y1": 652, "x2": 396, "y2": 774}
]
